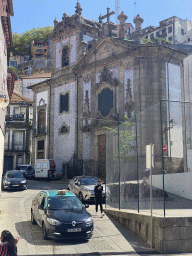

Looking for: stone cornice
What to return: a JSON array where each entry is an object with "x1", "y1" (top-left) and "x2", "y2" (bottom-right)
[{"x1": 74, "y1": 50, "x2": 138, "y2": 74}]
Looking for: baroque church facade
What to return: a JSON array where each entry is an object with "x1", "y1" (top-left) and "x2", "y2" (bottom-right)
[{"x1": 30, "y1": 2, "x2": 192, "y2": 178}]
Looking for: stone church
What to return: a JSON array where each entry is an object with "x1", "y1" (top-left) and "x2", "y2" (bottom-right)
[{"x1": 29, "y1": 2, "x2": 192, "y2": 178}]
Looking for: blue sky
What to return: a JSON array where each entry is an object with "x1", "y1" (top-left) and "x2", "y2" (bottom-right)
[{"x1": 11, "y1": 0, "x2": 192, "y2": 34}]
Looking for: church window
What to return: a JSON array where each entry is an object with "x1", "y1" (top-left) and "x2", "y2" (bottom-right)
[
  {"x1": 62, "y1": 47, "x2": 69, "y2": 67},
  {"x1": 156, "y1": 31, "x2": 160, "y2": 37},
  {"x1": 181, "y1": 29, "x2": 184, "y2": 35},
  {"x1": 168, "y1": 36, "x2": 172, "y2": 41},
  {"x1": 98, "y1": 88, "x2": 113, "y2": 117},
  {"x1": 60, "y1": 93, "x2": 69, "y2": 113},
  {"x1": 150, "y1": 33, "x2": 154, "y2": 40},
  {"x1": 168, "y1": 26, "x2": 172, "y2": 33},
  {"x1": 60, "y1": 126, "x2": 69, "y2": 134}
]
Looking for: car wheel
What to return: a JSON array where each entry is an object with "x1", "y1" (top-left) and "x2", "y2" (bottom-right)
[
  {"x1": 31, "y1": 210, "x2": 36, "y2": 225},
  {"x1": 42, "y1": 223, "x2": 49, "y2": 240},
  {"x1": 23, "y1": 183, "x2": 28, "y2": 190},
  {"x1": 79, "y1": 192, "x2": 83, "y2": 202},
  {"x1": 1, "y1": 184, "x2": 5, "y2": 191}
]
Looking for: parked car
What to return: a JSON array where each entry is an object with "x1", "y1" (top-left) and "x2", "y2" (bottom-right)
[
  {"x1": 15, "y1": 165, "x2": 35, "y2": 178},
  {"x1": 2, "y1": 170, "x2": 28, "y2": 191},
  {"x1": 34, "y1": 159, "x2": 56, "y2": 180},
  {"x1": 31, "y1": 189, "x2": 93, "y2": 240},
  {"x1": 68, "y1": 176, "x2": 106, "y2": 202}
]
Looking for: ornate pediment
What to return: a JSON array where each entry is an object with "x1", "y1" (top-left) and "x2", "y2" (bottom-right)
[
  {"x1": 87, "y1": 43, "x2": 125, "y2": 64},
  {"x1": 38, "y1": 98, "x2": 46, "y2": 107},
  {"x1": 96, "y1": 66, "x2": 118, "y2": 90}
]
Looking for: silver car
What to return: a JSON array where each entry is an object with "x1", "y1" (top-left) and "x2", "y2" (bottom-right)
[{"x1": 68, "y1": 176, "x2": 106, "y2": 202}]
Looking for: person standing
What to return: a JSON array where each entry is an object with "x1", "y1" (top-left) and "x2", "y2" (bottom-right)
[
  {"x1": 0, "y1": 230, "x2": 18, "y2": 256},
  {"x1": 94, "y1": 179, "x2": 105, "y2": 217}
]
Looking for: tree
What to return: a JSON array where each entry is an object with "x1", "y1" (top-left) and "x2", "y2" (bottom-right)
[
  {"x1": 141, "y1": 37, "x2": 172, "y2": 45},
  {"x1": 8, "y1": 26, "x2": 53, "y2": 59},
  {"x1": 7, "y1": 66, "x2": 17, "y2": 76},
  {"x1": 103, "y1": 115, "x2": 136, "y2": 162}
]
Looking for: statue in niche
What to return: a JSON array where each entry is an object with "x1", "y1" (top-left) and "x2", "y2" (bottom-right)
[
  {"x1": 125, "y1": 79, "x2": 133, "y2": 118},
  {"x1": 83, "y1": 90, "x2": 90, "y2": 128}
]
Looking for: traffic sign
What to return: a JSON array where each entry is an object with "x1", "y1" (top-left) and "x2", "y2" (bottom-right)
[{"x1": 163, "y1": 145, "x2": 167, "y2": 152}]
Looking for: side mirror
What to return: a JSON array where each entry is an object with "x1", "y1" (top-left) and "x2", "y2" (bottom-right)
[{"x1": 84, "y1": 204, "x2": 89, "y2": 208}]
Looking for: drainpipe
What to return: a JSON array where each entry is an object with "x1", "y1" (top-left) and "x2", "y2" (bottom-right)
[
  {"x1": 47, "y1": 80, "x2": 51, "y2": 159},
  {"x1": 73, "y1": 71, "x2": 79, "y2": 159},
  {"x1": 167, "y1": 51, "x2": 175, "y2": 160}
]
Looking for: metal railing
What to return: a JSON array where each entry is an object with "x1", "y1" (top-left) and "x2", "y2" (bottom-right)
[
  {"x1": 105, "y1": 100, "x2": 192, "y2": 217},
  {"x1": 6, "y1": 114, "x2": 25, "y2": 122}
]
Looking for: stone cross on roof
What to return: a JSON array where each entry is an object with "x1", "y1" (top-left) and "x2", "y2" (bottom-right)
[{"x1": 99, "y1": 7, "x2": 115, "y2": 24}]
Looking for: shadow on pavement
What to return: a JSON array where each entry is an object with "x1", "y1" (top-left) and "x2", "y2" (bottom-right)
[
  {"x1": 15, "y1": 220, "x2": 89, "y2": 246},
  {"x1": 17, "y1": 252, "x2": 160, "y2": 256}
]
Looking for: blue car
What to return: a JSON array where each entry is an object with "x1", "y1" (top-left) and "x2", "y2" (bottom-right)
[{"x1": 31, "y1": 190, "x2": 94, "y2": 240}]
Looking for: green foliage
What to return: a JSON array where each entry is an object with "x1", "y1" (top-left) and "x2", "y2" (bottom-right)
[
  {"x1": 8, "y1": 26, "x2": 53, "y2": 58},
  {"x1": 103, "y1": 115, "x2": 136, "y2": 161},
  {"x1": 7, "y1": 66, "x2": 17, "y2": 75},
  {"x1": 142, "y1": 37, "x2": 172, "y2": 45}
]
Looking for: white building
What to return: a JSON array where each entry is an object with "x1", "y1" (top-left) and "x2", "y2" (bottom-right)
[
  {"x1": 4, "y1": 92, "x2": 33, "y2": 171},
  {"x1": 20, "y1": 73, "x2": 51, "y2": 99},
  {"x1": 147, "y1": 16, "x2": 192, "y2": 44},
  {"x1": 0, "y1": 0, "x2": 14, "y2": 188}
]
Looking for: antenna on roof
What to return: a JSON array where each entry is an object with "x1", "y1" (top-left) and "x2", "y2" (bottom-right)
[{"x1": 134, "y1": 2, "x2": 136, "y2": 14}]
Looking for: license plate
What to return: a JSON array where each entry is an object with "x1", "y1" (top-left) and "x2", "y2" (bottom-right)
[
  {"x1": 67, "y1": 228, "x2": 82, "y2": 232},
  {"x1": 12, "y1": 185, "x2": 19, "y2": 187}
]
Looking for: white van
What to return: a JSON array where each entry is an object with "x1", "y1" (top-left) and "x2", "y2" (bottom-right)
[{"x1": 35, "y1": 159, "x2": 56, "y2": 180}]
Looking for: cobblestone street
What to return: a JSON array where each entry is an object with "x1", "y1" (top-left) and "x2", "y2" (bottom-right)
[{"x1": 0, "y1": 179, "x2": 156, "y2": 256}]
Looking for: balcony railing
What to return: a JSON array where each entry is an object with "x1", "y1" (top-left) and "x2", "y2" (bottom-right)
[
  {"x1": 33, "y1": 126, "x2": 47, "y2": 135},
  {"x1": 5, "y1": 143, "x2": 27, "y2": 151},
  {"x1": 13, "y1": 143, "x2": 24, "y2": 150},
  {"x1": 6, "y1": 114, "x2": 25, "y2": 122}
]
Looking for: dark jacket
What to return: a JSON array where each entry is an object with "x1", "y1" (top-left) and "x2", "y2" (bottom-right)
[
  {"x1": 94, "y1": 184, "x2": 103, "y2": 199},
  {"x1": 0, "y1": 242, "x2": 17, "y2": 256}
]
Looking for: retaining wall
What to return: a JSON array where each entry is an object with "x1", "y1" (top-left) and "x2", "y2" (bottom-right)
[{"x1": 104, "y1": 209, "x2": 192, "y2": 253}]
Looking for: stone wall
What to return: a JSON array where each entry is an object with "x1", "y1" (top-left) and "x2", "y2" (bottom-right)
[{"x1": 104, "y1": 209, "x2": 192, "y2": 253}]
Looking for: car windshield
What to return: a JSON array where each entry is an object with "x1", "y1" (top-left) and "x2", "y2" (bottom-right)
[
  {"x1": 47, "y1": 196, "x2": 83, "y2": 210},
  {"x1": 81, "y1": 177, "x2": 98, "y2": 185},
  {"x1": 6, "y1": 172, "x2": 24, "y2": 178},
  {"x1": 19, "y1": 166, "x2": 28, "y2": 170}
]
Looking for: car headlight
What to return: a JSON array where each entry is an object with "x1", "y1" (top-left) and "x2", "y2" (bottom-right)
[
  {"x1": 4, "y1": 181, "x2": 10, "y2": 184},
  {"x1": 21, "y1": 180, "x2": 26, "y2": 183},
  {"x1": 47, "y1": 218, "x2": 61, "y2": 226},
  {"x1": 85, "y1": 217, "x2": 93, "y2": 226}
]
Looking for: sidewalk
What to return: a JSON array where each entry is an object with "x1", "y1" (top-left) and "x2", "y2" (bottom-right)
[
  {"x1": 0, "y1": 189, "x2": 157, "y2": 256},
  {"x1": 1, "y1": 185, "x2": 192, "y2": 255}
]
